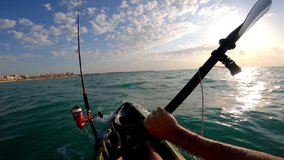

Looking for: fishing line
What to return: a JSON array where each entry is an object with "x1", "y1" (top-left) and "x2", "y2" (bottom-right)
[
  {"x1": 198, "y1": 66, "x2": 226, "y2": 136},
  {"x1": 198, "y1": 68, "x2": 204, "y2": 136},
  {"x1": 198, "y1": 66, "x2": 231, "y2": 136}
]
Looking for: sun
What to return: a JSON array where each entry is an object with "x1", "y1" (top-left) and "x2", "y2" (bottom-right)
[
  {"x1": 237, "y1": 20, "x2": 272, "y2": 48},
  {"x1": 202, "y1": 11, "x2": 244, "y2": 44},
  {"x1": 202, "y1": 10, "x2": 272, "y2": 49}
]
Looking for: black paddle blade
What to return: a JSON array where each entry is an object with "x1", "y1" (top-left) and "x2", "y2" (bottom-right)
[{"x1": 225, "y1": 0, "x2": 272, "y2": 44}]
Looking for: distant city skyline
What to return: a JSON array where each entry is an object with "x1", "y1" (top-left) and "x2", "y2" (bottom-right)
[{"x1": 0, "y1": 0, "x2": 283, "y2": 75}]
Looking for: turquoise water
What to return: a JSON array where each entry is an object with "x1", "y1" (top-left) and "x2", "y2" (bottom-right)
[{"x1": 0, "y1": 67, "x2": 283, "y2": 160}]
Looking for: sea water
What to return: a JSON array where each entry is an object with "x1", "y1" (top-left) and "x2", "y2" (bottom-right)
[{"x1": 0, "y1": 67, "x2": 283, "y2": 160}]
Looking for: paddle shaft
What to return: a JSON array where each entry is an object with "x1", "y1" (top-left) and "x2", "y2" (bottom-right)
[{"x1": 165, "y1": 45, "x2": 229, "y2": 113}]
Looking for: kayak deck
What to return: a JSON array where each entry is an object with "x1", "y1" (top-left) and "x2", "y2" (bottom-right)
[{"x1": 96, "y1": 102, "x2": 185, "y2": 160}]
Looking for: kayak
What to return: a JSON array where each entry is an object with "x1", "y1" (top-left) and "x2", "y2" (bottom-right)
[{"x1": 95, "y1": 102, "x2": 185, "y2": 160}]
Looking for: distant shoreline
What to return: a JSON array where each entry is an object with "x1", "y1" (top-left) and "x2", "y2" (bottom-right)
[
  {"x1": 0, "y1": 72, "x2": 79, "y2": 83},
  {"x1": 0, "y1": 75, "x2": 78, "y2": 83}
]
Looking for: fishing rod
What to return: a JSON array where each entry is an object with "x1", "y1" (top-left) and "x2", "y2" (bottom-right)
[
  {"x1": 164, "y1": 0, "x2": 272, "y2": 113},
  {"x1": 71, "y1": 0, "x2": 102, "y2": 144}
]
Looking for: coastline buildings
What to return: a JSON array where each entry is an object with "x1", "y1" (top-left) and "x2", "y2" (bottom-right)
[
  {"x1": 0, "y1": 73, "x2": 77, "y2": 82},
  {"x1": 0, "y1": 75, "x2": 29, "y2": 81}
]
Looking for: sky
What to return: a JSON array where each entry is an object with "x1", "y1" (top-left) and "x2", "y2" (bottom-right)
[{"x1": 0, "y1": 0, "x2": 283, "y2": 75}]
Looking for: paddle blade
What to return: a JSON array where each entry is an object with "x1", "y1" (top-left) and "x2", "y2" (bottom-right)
[
  {"x1": 238, "y1": 0, "x2": 272, "y2": 38},
  {"x1": 224, "y1": 0, "x2": 272, "y2": 44}
]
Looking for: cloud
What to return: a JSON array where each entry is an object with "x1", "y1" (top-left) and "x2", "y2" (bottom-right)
[
  {"x1": 8, "y1": 18, "x2": 52, "y2": 46},
  {"x1": 0, "y1": 43, "x2": 10, "y2": 50},
  {"x1": 51, "y1": 50, "x2": 68, "y2": 57},
  {"x1": 81, "y1": 26, "x2": 88, "y2": 33},
  {"x1": 144, "y1": 0, "x2": 158, "y2": 11},
  {"x1": 43, "y1": 3, "x2": 52, "y2": 11},
  {"x1": 60, "y1": 0, "x2": 78, "y2": 10},
  {"x1": 50, "y1": 26, "x2": 62, "y2": 36},
  {"x1": 0, "y1": 19, "x2": 16, "y2": 29},
  {"x1": 197, "y1": 3, "x2": 232, "y2": 18},
  {"x1": 19, "y1": 18, "x2": 33, "y2": 26},
  {"x1": 88, "y1": 0, "x2": 210, "y2": 56},
  {"x1": 8, "y1": 31, "x2": 25, "y2": 39},
  {"x1": 90, "y1": 12, "x2": 115, "y2": 34},
  {"x1": 87, "y1": 7, "x2": 96, "y2": 16},
  {"x1": 120, "y1": 0, "x2": 128, "y2": 8},
  {"x1": 5, "y1": 1, "x2": 88, "y2": 50},
  {"x1": 7, "y1": 0, "x2": 228, "y2": 58},
  {"x1": 54, "y1": 12, "x2": 72, "y2": 24},
  {"x1": 151, "y1": 44, "x2": 215, "y2": 59},
  {"x1": 5, "y1": 1, "x2": 86, "y2": 50},
  {"x1": 53, "y1": 11, "x2": 77, "y2": 41},
  {"x1": 83, "y1": 49, "x2": 102, "y2": 58},
  {"x1": 134, "y1": 4, "x2": 144, "y2": 16},
  {"x1": 51, "y1": 47, "x2": 101, "y2": 59},
  {"x1": 20, "y1": 53, "x2": 35, "y2": 58}
]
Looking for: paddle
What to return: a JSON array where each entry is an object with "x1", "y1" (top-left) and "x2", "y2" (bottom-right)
[{"x1": 164, "y1": 0, "x2": 272, "y2": 114}]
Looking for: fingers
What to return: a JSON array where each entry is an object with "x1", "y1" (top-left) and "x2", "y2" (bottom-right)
[
  {"x1": 144, "y1": 106, "x2": 165, "y2": 127},
  {"x1": 152, "y1": 106, "x2": 165, "y2": 115},
  {"x1": 144, "y1": 107, "x2": 160, "y2": 127},
  {"x1": 144, "y1": 112, "x2": 152, "y2": 127},
  {"x1": 156, "y1": 106, "x2": 164, "y2": 113}
]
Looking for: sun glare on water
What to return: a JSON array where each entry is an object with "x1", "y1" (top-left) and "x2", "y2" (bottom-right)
[{"x1": 223, "y1": 68, "x2": 267, "y2": 119}]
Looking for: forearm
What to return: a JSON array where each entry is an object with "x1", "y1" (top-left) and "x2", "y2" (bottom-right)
[{"x1": 169, "y1": 126, "x2": 283, "y2": 160}]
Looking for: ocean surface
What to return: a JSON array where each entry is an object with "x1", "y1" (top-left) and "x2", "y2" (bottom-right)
[{"x1": 0, "y1": 67, "x2": 283, "y2": 160}]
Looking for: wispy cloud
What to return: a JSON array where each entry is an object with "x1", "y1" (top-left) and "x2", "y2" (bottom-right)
[
  {"x1": 0, "y1": 53, "x2": 36, "y2": 63},
  {"x1": 154, "y1": 45, "x2": 215, "y2": 57},
  {"x1": 51, "y1": 50, "x2": 68, "y2": 57},
  {"x1": 197, "y1": 3, "x2": 232, "y2": 17},
  {"x1": 0, "y1": 43, "x2": 11, "y2": 50}
]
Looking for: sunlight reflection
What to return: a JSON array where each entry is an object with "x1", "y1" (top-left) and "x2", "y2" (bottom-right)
[{"x1": 224, "y1": 67, "x2": 267, "y2": 117}]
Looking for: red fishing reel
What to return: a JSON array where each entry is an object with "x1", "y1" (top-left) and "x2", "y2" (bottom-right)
[{"x1": 71, "y1": 106, "x2": 103, "y2": 129}]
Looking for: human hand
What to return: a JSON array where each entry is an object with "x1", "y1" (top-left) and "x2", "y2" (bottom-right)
[{"x1": 144, "y1": 106, "x2": 180, "y2": 141}]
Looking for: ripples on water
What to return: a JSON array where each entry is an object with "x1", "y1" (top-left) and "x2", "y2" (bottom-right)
[{"x1": 0, "y1": 67, "x2": 283, "y2": 160}]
